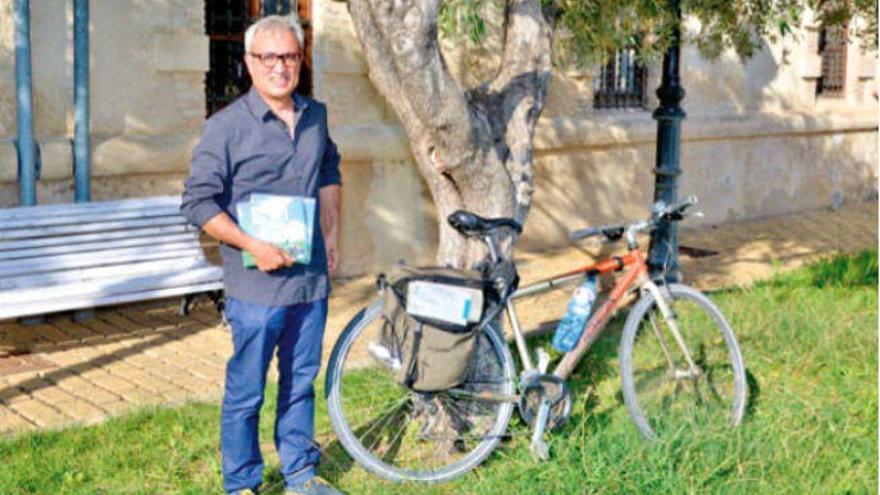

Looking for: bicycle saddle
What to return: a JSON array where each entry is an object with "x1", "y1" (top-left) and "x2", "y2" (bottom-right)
[{"x1": 447, "y1": 210, "x2": 523, "y2": 236}]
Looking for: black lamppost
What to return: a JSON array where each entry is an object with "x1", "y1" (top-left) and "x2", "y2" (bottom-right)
[{"x1": 648, "y1": 0, "x2": 685, "y2": 282}]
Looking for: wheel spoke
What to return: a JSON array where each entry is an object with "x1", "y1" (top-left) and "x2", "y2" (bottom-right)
[
  {"x1": 326, "y1": 302, "x2": 515, "y2": 482},
  {"x1": 622, "y1": 285, "x2": 746, "y2": 440}
]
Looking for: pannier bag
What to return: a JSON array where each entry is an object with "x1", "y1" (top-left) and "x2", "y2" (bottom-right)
[{"x1": 381, "y1": 265, "x2": 488, "y2": 392}]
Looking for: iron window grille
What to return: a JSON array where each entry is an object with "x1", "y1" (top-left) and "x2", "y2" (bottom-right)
[
  {"x1": 593, "y1": 47, "x2": 648, "y2": 109},
  {"x1": 816, "y1": 24, "x2": 848, "y2": 97}
]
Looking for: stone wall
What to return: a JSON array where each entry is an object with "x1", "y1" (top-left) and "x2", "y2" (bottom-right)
[
  {"x1": 0, "y1": 0, "x2": 207, "y2": 206},
  {"x1": 313, "y1": 0, "x2": 878, "y2": 274},
  {"x1": 0, "y1": 2, "x2": 875, "y2": 277}
]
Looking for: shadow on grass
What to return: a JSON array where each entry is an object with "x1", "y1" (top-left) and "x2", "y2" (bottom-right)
[{"x1": 745, "y1": 368, "x2": 761, "y2": 420}]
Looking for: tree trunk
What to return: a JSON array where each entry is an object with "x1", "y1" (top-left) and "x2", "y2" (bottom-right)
[{"x1": 348, "y1": 0, "x2": 554, "y2": 268}]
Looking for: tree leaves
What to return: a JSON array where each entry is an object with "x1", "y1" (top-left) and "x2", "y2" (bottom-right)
[{"x1": 436, "y1": 0, "x2": 876, "y2": 69}]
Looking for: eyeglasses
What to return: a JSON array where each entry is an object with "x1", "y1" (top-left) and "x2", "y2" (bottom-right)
[{"x1": 248, "y1": 51, "x2": 302, "y2": 68}]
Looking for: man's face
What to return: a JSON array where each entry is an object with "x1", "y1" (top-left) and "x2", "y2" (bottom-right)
[{"x1": 245, "y1": 28, "x2": 301, "y2": 101}]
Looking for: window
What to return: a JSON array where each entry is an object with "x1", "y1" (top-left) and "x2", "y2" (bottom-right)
[
  {"x1": 593, "y1": 47, "x2": 647, "y2": 109},
  {"x1": 205, "y1": 0, "x2": 313, "y2": 117},
  {"x1": 816, "y1": 24, "x2": 847, "y2": 97}
]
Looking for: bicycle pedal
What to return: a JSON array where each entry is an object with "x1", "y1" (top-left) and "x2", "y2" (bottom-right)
[
  {"x1": 530, "y1": 438, "x2": 550, "y2": 461},
  {"x1": 529, "y1": 398, "x2": 552, "y2": 460}
]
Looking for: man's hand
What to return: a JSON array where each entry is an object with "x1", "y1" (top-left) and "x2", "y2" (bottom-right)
[
  {"x1": 201, "y1": 213, "x2": 294, "y2": 272},
  {"x1": 247, "y1": 239, "x2": 295, "y2": 272}
]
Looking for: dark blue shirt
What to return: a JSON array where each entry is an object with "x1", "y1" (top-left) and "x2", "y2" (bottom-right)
[{"x1": 181, "y1": 88, "x2": 341, "y2": 306}]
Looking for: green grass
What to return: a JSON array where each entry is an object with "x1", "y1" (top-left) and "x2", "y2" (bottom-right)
[{"x1": 1, "y1": 250, "x2": 877, "y2": 494}]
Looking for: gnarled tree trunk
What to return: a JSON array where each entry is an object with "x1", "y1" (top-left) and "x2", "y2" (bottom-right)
[{"x1": 348, "y1": 0, "x2": 554, "y2": 268}]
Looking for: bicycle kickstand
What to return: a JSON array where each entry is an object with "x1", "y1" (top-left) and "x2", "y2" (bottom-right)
[{"x1": 529, "y1": 398, "x2": 552, "y2": 460}]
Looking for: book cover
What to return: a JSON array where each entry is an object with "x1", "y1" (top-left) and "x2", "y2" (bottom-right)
[{"x1": 236, "y1": 193, "x2": 316, "y2": 268}]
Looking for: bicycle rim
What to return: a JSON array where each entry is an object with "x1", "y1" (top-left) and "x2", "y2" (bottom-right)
[
  {"x1": 326, "y1": 300, "x2": 516, "y2": 483},
  {"x1": 620, "y1": 284, "x2": 747, "y2": 440}
]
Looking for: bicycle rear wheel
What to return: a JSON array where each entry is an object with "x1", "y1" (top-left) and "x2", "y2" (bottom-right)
[
  {"x1": 325, "y1": 299, "x2": 516, "y2": 483},
  {"x1": 620, "y1": 284, "x2": 747, "y2": 440}
]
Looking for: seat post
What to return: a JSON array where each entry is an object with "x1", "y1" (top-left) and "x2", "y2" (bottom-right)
[{"x1": 483, "y1": 235, "x2": 500, "y2": 263}]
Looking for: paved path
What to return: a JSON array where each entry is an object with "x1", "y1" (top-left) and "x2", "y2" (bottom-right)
[{"x1": 0, "y1": 201, "x2": 875, "y2": 435}]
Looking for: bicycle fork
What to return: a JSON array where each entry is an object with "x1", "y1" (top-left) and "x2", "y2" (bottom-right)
[{"x1": 641, "y1": 280, "x2": 701, "y2": 379}]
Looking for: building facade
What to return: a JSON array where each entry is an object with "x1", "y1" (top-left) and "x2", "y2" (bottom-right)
[{"x1": 0, "y1": 1, "x2": 876, "y2": 275}]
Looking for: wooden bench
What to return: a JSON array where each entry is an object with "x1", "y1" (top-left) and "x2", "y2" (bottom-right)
[{"x1": 0, "y1": 195, "x2": 224, "y2": 321}]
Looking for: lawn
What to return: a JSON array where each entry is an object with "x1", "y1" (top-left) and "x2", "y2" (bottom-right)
[{"x1": 0, "y1": 250, "x2": 876, "y2": 494}]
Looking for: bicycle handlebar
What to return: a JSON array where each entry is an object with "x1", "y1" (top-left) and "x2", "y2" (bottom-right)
[{"x1": 570, "y1": 195, "x2": 699, "y2": 243}]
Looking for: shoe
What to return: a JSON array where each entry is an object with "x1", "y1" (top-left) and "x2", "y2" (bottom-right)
[{"x1": 285, "y1": 476, "x2": 344, "y2": 495}]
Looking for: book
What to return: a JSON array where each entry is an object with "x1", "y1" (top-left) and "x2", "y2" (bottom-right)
[{"x1": 236, "y1": 193, "x2": 316, "y2": 268}]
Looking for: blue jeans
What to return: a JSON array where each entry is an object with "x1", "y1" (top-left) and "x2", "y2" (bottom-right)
[{"x1": 221, "y1": 296, "x2": 327, "y2": 493}]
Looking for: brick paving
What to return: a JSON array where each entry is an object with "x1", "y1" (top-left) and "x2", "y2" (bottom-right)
[{"x1": 0, "y1": 200, "x2": 875, "y2": 436}]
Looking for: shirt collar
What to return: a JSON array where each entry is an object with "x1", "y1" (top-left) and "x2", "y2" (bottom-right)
[{"x1": 246, "y1": 87, "x2": 309, "y2": 121}]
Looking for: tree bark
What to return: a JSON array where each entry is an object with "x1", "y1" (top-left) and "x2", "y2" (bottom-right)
[{"x1": 348, "y1": 0, "x2": 554, "y2": 268}]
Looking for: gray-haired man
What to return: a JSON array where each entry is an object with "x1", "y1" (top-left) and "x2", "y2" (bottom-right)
[{"x1": 181, "y1": 15, "x2": 343, "y2": 495}]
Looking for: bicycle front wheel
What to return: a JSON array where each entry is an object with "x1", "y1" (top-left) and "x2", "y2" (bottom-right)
[
  {"x1": 325, "y1": 299, "x2": 516, "y2": 483},
  {"x1": 620, "y1": 284, "x2": 747, "y2": 440}
]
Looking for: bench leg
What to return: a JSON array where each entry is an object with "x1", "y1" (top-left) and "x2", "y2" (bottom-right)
[
  {"x1": 73, "y1": 309, "x2": 95, "y2": 322},
  {"x1": 19, "y1": 316, "x2": 46, "y2": 327},
  {"x1": 180, "y1": 295, "x2": 194, "y2": 316},
  {"x1": 207, "y1": 291, "x2": 229, "y2": 329}
]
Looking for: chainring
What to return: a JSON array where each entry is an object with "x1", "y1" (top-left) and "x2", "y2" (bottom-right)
[{"x1": 517, "y1": 373, "x2": 573, "y2": 432}]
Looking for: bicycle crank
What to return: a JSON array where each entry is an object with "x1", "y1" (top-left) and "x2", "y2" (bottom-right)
[{"x1": 518, "y1": 373, "x2": 573, "y2": 432}]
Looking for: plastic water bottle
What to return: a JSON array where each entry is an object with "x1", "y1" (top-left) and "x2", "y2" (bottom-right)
[{"x1": 552, "y1": 274, "x2": 598, "y2": 352}]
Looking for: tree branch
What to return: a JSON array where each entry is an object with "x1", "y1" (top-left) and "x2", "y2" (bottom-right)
[{"x1": 476, "y1": 0, "x2": 553, "y2": 223}]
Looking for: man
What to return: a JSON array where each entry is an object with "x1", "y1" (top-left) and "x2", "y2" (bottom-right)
[{"x1": 181, "y1": 15, "x2": 342, "y2": 495}]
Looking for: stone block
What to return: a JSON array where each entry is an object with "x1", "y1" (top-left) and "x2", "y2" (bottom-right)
[
  {"x1": 92, "y1": 134, "x2": 199, "y2": 176},
  {"x1": 39, "y1": 137, "x2": 73, "y2": 180},
  {"x1": 0, "y1": 140, "x2": 16, "y2": 182},
  {"x1": 332, "y1": 124, "x2": 410, "y2": 162},
  {"x1": 152, "y1": 32, "x2": 210, "y2": 72},
  {"x1": 322, "y1": 75, "x2": 386, "y2": 127},
  {"x1": 800, "y1": 31, "x2": 823, "y2": 79},
  {"x1": 9, "y1": 398, "x2": 68, "y2": 427},
  {"x1": 97, "y1": 400, "x2": 133, "y2": 416},
  {"x1": 0, "y1": 406, "x2": 34, "y2": 434},
  {"x1": 118, "y1": 386, "x2": 164, "y2": 406},
  {"x1": 318, "y1": 36, "x2": 368, "y2": 75},
  {"x1": 858, "y1": 50, "x2": 877, "y2": 79},
  {"x1": 55, "y1": 398, "x2": 106, "y2": 424}
]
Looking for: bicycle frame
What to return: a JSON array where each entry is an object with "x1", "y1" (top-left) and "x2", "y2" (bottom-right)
[{"x1": 504, "y1": 247, "x2": 651, "y2": 381}]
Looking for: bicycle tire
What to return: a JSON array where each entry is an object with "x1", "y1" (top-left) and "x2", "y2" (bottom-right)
[
  {"x1": 325, "y1": 299, "x2": 516, "y2": 483},
  {"x1": 620, "y1": 284, "x2": 747, "y2": 440}
]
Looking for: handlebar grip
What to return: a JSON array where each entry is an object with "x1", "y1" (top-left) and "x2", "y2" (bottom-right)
[
  {"x1": 570, "y1": 226, "x2": 602, "y2": 241},
  {"x1": 672, "y1": 195, "x2": 698, "y2": 212}
]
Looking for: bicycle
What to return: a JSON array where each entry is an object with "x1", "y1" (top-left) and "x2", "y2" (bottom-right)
[{"x1": 324, "y1": 196, "x2": 747, "y2": 483}]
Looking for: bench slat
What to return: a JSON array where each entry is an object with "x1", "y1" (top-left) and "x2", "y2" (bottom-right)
[
  {"x1": 0, "y1": 281, "x2": 224, "y2": 321},
  {"x1": 0, "y1": 245, "x2": 206, "y2": 278},
  {"x1": 0, "y1": 233, "x2": 201, "y2": 261},
  {"x1": 0, "y1": 265, "x2": 224, "y2": 306},
  {"x1": 0, "y1": 216, "x2": 187, "y2": 241},
  {"x1": 0, "y1": 257, "x2": 212, "y2": 291},
  {"x1": 0, "y1": 204, "x2": 182, "y2": 230},
  {"x1": 0, "y1": 225, "x2": 197, "y2": 252},
  {"x1": 0, "y1": 195, "x2": 181, "y2": 221},
  {"x1": 0, "y1": 195, "x2": 225, "y2": 321}
]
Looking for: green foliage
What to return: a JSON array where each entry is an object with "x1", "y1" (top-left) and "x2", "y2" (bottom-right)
[
  {"x1": 439, "y1": 0, "x2": 489, "y2": 44},
  {"x1": 438, "y1": 0, "x2": 877, "y2": 69},
  {"x1": 758, "y1": 249, "x2": 878, "y2": 289},
  {"x1": 0, "y1": 251, "x2": 876, "y2": 493}
]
